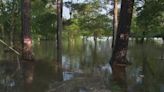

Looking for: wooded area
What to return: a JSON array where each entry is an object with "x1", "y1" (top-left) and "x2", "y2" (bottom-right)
[{"x1": 0, "y1": 0, "x2": 164, "y2": 92}]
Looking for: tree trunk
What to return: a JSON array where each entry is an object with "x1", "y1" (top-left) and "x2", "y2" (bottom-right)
[
  {"x1": 110, "y1": 0, "x2": 134, "y2": 84},
  {"x1": 0, "y1": 0, "x2": 5, "y2": 40},
  {"x1": 0, "y1": 24, "x2": 4, "y2": 39},
  {"x1": 70, "y1": 0, "x2": 73, "y2": 19},
  {"x1": 140, "y1": 31, "x2": 146, "y2": 43},
  {"x1": 94, "y1": 32, "x2": 97, "y2": 49},
  {"x1": 22, "y1": 0, "x2": 33, "y2": 60},
  {"x1": 110, "y1": 0, "x2": 134, "y2": 65},
  {"x1": 56, "y1": 0, "x2": 63, "y2": 81},
  {"x1": 112, "y1": 0, "x2": 118, "y2": 48},
  {"x1": 93, "y1": 38, "x2": 97, "y2": 69},
  {"x1": 112, "y1": 65, "x2": 127, "y2": 91},
  {"x1": 10, "y1": 0, "x2": 17, "y2": 47},
  {"x1": 23, "y1": 61, "x2": 35, "y2": 92}
]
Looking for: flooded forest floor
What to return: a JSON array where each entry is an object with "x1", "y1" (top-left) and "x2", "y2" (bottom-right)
[{"x1": 48, "y1": 76, "x2": 111, "y2": 92}]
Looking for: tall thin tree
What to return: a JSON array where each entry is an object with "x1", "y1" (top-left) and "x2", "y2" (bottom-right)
[
  {"x1": 10, "y1": 0, "x2": 16, "y2": 47},
  {"x1": 56, "y1": 0, "x2": 63, "y2": 81},
  {"x1": 22, "y1": 0, "x2": 33, "y2": 60},
  {"x1": 112, "y1": 0, "x2": 118, "y2": 48}
]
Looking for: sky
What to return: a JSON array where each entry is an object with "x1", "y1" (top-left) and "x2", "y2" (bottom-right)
[
  {"x1": 63, "y1": 5, "x2": 70, "y2": 19},
  {"x1": 63, "y1": 0, "x2": 85, "y2": 19},
  {"x1": 62, "y1": 0, "x2": 115, "y2": 19}
]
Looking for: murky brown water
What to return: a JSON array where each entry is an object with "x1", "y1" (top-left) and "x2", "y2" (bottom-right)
[{"x1": 0, "y1": 37, "x2": 164, "y2": 92}]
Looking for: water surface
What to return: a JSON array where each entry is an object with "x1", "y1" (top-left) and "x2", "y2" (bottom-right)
[{"x1": 0, "y1": 37, "x2": 164, "y2": 92}]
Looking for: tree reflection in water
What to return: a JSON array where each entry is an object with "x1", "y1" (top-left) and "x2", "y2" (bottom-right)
[
  {"x1": 0, "y1": 39, "x2": 164, "y2": 92},
  {"x1": 54, "y1": 59, "x2": 63, "y2": 82},
  {"x1": 23, "y1": 60, "x2": 35, "y2": 92},
  {"x1": 0, "y1": 60, "x2": 22, "y2": 92},
  {"x1": 112, "y1": 65, "x2": 127, "y2": 92}
]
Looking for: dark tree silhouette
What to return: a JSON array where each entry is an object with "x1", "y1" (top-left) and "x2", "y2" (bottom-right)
[
  {"x1": 21, "y1": 0, "x2": 33, "y2": 60},
  {"x1": 111, "y1": 0, "x2": 134, "y2": 66},
  {"x1": 56, "y1": 0, "x2": 63, "y2": 81},
  {"x1": 110, "y1": 0, "x2": 134, "y2": 87}
]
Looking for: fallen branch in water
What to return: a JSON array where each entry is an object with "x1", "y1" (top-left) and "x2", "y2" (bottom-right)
[{"x1": 0, "y1": 39, "x2": 20, "y2": 56}]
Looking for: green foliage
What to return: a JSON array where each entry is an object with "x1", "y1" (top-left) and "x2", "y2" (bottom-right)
[
  {"x1": 64, "y1": 19, "x2": 80, "y2": 38},
  {"x1": 0, "y1": 0, "x2": 113, "y2": 40},
  {"x1": 31, "y1": 0, "x2": 57, "y2": 39},
  {"x1": 64, "y1": 0, "x2": 112, "y2": 38},
  {"x1": 136, "y1": 0, "x2": 164, "y2": 37},
  {"x1": 2, "y1": 0, "x2": 163, "y2": 40},
  {"x1": 0, "y1": 0, "x2": 21, "y2": 39},
  {"x1": 131, "y1": 17, "x2": 143, "y2": 37}
]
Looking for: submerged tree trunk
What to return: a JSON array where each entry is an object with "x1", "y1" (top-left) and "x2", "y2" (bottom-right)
[
  {"x1": 110, "y1": 0, "x2": 134, "y2": 83},
  {"x1": 56, "y1": 0, "x2": 63, "y2": 81},
  {"x1": 22, "y1": 0, "x2": 33, "y2": 60},
  {"x1": 23, "y1": 61, "x2": 35, "y2": 92},
  {"x1": 140, "y1": 31, "x2": 145, "y2": 43},
  {"x1": 93, "y1": 32, "x2": 97, "y2": 49},
  {"x1": 93, "y1": 36, "x2": 97, "y2": 70},
  {"x1": 112, "y1": 65, "x2": 127, "y2": 91},
  {"x1": 112, "y1": 0, "x2": 118, "y2": 48}
]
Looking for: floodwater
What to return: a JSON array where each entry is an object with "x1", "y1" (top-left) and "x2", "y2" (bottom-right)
[{"x1": 0, "y1": 37, "x2": 164, "y2": 92}]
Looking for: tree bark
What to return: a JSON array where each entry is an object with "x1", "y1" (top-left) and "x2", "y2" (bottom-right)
[
  {"x1": 21, "y1": 0, "x2": 33, "y2": 60},
  {"x1": 23, "y1": 61, "x2": 35, "y2": 92},
  {"x1": 93, "y1": 32, "x2": 97, "y2": 49},
  {"x1": 110, "y1": 0, "x2": 134, "y2": 85},
  {"x1": 110, "y1": 0, "x2": 134, "y2": 65},
  {"x1": 112, "y1": 65, "x2": 127, "y2": 91},
  {"x1": 56, "y1": 0, "x2": 63, "y2": 81},
  {"x1": 112, "y1": 0, "x2": 118, "y2": 48},
  {"x1": 10, "y1": 0, "x2": 16, "y2": 47},
  {"x1": 0, "y1": 24, "x2": 4, "y2": 39},
  {"x1": 0, "y1": 0, "x2": 5, "y2": 40}
]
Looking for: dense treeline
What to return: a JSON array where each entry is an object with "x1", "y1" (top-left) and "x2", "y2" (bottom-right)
[
  {"x1": 0, "y1": 0, "x2": 163, "y2": 41},
  {"x1": 0, "y1": 0, "x2": 164, "y2": 92}
]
